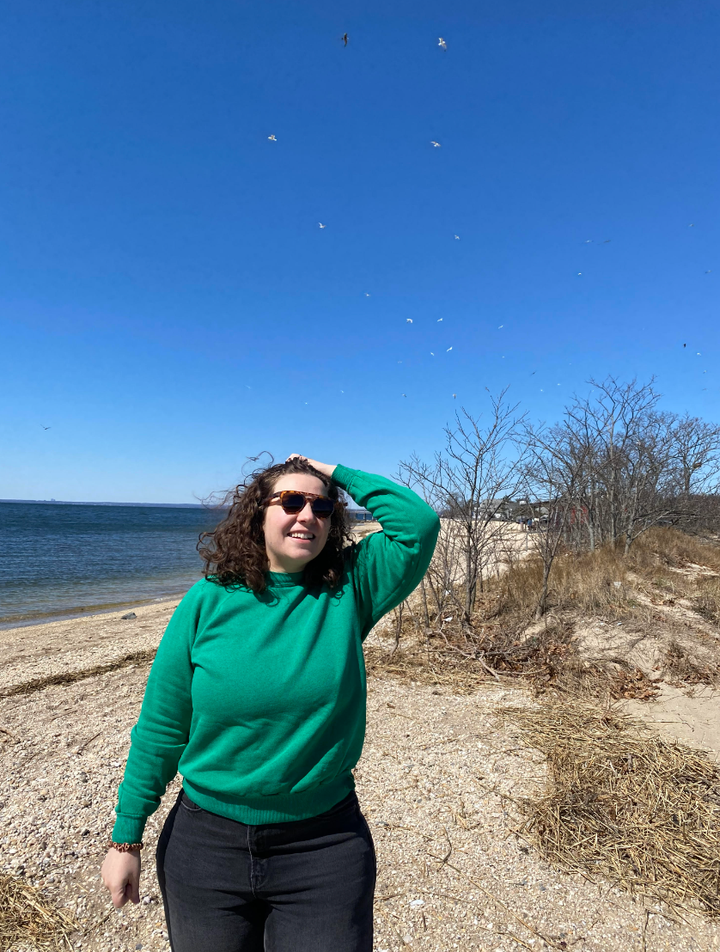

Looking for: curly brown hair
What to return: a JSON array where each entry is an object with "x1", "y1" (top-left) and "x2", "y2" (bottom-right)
[{"x1": 198, "y1": 457, "x2": 354, "y2": 593}]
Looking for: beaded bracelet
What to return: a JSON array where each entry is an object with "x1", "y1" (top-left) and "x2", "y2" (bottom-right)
[{"x1": 108, "y1": 841, "x2": 144, "y2": 852}]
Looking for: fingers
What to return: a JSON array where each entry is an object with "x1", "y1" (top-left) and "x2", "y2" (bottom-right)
[
  {"x1": 127, "y1": 863, "x2": 141, "y2": 905},
  {"x1": 111, "y1": 885, "x2": 128, "y2": 909}
]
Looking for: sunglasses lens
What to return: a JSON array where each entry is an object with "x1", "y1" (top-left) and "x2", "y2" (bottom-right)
[
  {"x1": 280, "y1": 492, "x2": 306, "y2": 513},
  {"x1": 311, "y1": 498, "x2": 334, "y2": 518}
]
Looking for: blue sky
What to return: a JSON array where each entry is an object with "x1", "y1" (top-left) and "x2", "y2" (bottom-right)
[{"x1": 1, "y1": 0, "x2": 718, "y2": 502}]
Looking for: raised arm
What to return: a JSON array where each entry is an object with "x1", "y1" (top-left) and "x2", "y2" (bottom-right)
[{"x1": 333, "y1": 464, "x2": 440, "y2": 638}]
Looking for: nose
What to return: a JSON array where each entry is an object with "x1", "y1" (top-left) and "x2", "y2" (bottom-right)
[{"x1": 296, "y1": 500, "x2": 317, "y2": 522}]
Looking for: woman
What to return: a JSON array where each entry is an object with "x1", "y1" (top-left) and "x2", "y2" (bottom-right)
[{"x1": 101, "y1": 454, "x2": 439, "y2": 951}]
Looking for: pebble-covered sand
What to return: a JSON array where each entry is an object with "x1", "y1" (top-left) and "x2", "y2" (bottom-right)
[{"x1": 1, "y1": 601, "x2": 720, "y2": 951}]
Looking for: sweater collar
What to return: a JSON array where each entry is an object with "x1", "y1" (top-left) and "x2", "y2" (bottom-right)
[{"x1": 265, "y1": 570, "x2": 305, "y2": 589}]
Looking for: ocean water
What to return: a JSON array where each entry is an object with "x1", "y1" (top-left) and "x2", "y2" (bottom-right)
[{"x1": 0, "y1": 501, "x2": 224, "y2": 628}]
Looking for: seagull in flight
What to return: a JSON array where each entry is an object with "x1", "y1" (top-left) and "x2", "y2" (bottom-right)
[
  {"x1": 430, "y1": 141, "x2": 441, "y2": 148},
  {"x1": 406, "y1": 318, "x2": 413, "y2": 323},
  {"x1": 452, "y1": 393, "x2": 457, "y2": 399},
  {"x1": 40, "y1": 424, "x2": 51, "y2": 430},
  {"x1": 689, "y1": 223, "x2": 695, "y2": 227},
  {"x1": 454, "y1": 235, "x2": 460, "y2": 240},
  {"x1": 498, "y1": 325, "x2": 504, "y2": 329},
  {"x1": 268, "y1": 134, "x2": 277, "y2": 141},
  {"x1": 446, "y1": 346, "x2": 453, "y2": 352},
  {"x1": 318, "y1": 223, "x2": 326, "y2": 228},
  {"x1": 437, "y1": 318, "x2": 443, "y2": 322},
  {"x1": 341, "y1": 33, "x2": 348, "y2": 47},
  {"x1": 438, "y1": 37, "x2": 447, "y2": 50},
  {"x1": 706, "y1": 270, "x2": 712, "y2": 274},
  {"x1": 430, "y1": 352, "x2": 435, "y2": 356},
  {"x1": 577, "y1": 272, "x2": 582, "y2": 276}
]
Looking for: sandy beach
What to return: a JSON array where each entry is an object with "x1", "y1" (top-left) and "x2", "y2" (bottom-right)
[{"x1": 2, "y1": 596, "x2": 720, "y2": 952}]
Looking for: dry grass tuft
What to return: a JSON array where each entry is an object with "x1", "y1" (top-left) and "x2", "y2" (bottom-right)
[
  {"x1": 693, "y1": 576, "x2": 720, "y2": 625},
  {"x1": 635, "y1": 527, "x2": 720, "y2": 575},
  {"x1": 492, "y1": 527, "x2": 720, "y2": 623},
  {"x1": 501, "y1": 700, "x2": 720, "y2": 918},
  {"x1": 0, "y1": 873, "x2": 77, "y2": 950},
  {"x1": 663, "y1": 639, "x2": 720, "y2": 686},
  {"x1": 495, "y1": 547, "x2": 631, "y2": 620}
]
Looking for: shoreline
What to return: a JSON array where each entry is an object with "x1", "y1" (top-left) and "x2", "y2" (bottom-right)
[{"x1": 0, "y1": 587, "x2": 194, "y2": 632}]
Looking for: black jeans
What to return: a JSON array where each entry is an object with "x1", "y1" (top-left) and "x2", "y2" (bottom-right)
[{"x1": 156, "y1": 788, "x2": 377, "y2": 952}]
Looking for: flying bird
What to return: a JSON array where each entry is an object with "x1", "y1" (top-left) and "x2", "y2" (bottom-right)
[
  {"x1": 268, "y1": 134, "x2": 277, "y2": 141},
  {"x1": 402, "y1": 393, "x2": 407, "y2": 398},
  {"x1": 452, "y1": 393, "x2": 457, "y2": 399},
  {"x1": 318, "y1": 223, "x2": 326, "y2": 228},
  {"x1": 40, "y1": 424, "x2": 51, "y2": 430},
  {"x1": 438, "y1": 37, "x2": 447, "y2": 50},
  {"x1": 498, "y1": 325, "x2": 504, "y2": 329},
  {"x1": 454, "y1": 235, "x2": 460, "y2": 240},
  {"x1": 341, "y1": 33, "x2": 348, "y2": 46},
  {"x1": 706, "y1": 270, "x2": 713, "y2": 274},
  {"x1": 446, "y1": 346, "x2": 453, "y2": 352},
  {"x1": 437, "y1": 318, "x2": 443, "y2": 322},
  {"x1": 406, "y1": 318, "x2": 413, "y2": 323},
  {"x1": 430, "y1": 141, "x2": 441, "y2": 148},
  {"x1": 430, "y1": 352, "x2": 435, "y2": 356},
  {"x1": 689, "y1": 223, "x2": 695, "y2": 227},
  {"x1": 365, "y1": 293, "x2": 371, "y2": 296}
]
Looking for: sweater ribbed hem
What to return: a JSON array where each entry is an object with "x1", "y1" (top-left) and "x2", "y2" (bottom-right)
[{"x1": 182, "y1": 773, "x2": 356, "y2": 826}]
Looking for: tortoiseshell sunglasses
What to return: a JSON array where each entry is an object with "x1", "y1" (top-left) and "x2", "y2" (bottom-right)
[{"x1": 264, "y1": 490, "x2": 336, "y2": 519}]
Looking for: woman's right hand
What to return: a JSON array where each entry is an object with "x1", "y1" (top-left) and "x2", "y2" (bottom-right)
[{"x1": 101, "y1": 848, "x2": 141, "y2": 908}]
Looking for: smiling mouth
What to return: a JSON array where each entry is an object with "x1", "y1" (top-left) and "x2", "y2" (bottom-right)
[{"x1": 288, "y1": 532, "x2": 316, "y2": 541}]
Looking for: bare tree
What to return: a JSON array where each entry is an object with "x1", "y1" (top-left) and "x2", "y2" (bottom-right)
[
  {"x1": 667, "y1": 413, "x2": 720, "y2": 497},
  {"x1": 522, "y1": 421, "x2": 592, "y2": 618},
  {"x1": 399, "y1": 389, "x2": 528, "y2": 620}
]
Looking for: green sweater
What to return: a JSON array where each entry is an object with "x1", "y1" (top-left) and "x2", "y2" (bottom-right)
[{"x1": 112, "y1": 465, "x2": 439, "y2": 843}]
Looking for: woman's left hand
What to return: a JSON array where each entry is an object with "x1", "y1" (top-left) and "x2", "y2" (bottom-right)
[{"x1": 285, "y1": 455, "x2": 337, "y2": 479}]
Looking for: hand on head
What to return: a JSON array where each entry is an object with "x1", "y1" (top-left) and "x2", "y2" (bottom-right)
[{"x1": 284, "y1": 455, "x2": 337, "y2": 479}]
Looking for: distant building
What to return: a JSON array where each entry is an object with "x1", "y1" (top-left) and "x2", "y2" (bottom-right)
[{"x1": 347, "y1": 508, "x2": 375, "y2": 522}]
